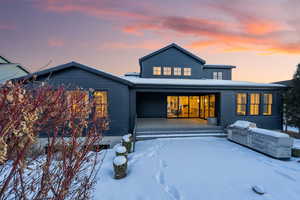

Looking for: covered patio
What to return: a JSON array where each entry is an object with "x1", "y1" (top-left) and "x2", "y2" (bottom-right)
[{"x1": 135, "y1": 118, "x2": 224, "y2": 139}]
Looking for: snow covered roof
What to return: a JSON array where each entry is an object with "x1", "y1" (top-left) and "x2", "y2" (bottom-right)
[
  {"x1": 121, "y1": 76, "x2": 286, "y2": 88},
  {"x1": 204, "y1": 65, "x2": 236, "y2": 69}
]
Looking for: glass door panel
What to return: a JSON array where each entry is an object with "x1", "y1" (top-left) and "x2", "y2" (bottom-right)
[
  {"x1": 204, "y1": 95, "x2": 209, "y2": 119},
  {"x1": 200, "y1": 96, "x2": 205, "y2": 118},
  {"x1": 209, "y1": 95, "x2": 215, "y2": 117},
  {"x1": 167, "y1": 96, "x2": 179, "y2": 118},
  {"x1": 178, "y1": 96, "x2": 189, "y2": 117},
  {"x1": 189, "y1": 96, "x2": 199, "y2": 117}
]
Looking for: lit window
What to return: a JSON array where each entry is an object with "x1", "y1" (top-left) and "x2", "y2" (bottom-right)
[
  {"x1": 263, "y1": 94, "x2": 272, "y2": 115},
  {"x1": 250, "y1": 93, "x2": 260, "y2": 115},
  {"x1": 153, "y1": 67, "x2": 161, "y2": 75},
  {"x1": 174, "y1": 67, "x2": 181, "y2": 76},
  {"x1": 183, "y1": 68, "x2": 191, "y2": 76},
  {"x1": 163, "y1": 67, "x2": 172, "y2": 75},
  {"x1": 236, "y1": 93, "x2": 247, "y2": 115},
  {"x1": 66, "y1": 90, "x2": 90, "y2": 118},
  {"x1": 213, "y1": 72, "x2": 223, "y2": 80},
  {"x1": 94, "y1": 91, "x2": 108, "y2": 118}
]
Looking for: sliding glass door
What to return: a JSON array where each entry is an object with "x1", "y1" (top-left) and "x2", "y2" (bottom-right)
[{"x1": 167, "y1": 95, "x2": 216, "y2": 119}]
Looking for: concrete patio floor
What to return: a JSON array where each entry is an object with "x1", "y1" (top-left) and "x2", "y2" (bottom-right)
[{"x1": 136, "y1": 118, "x2": 222, "y2": 132}]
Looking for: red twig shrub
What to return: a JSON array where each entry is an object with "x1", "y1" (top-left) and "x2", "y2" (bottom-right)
[{"x1": 0, "y1": 80, "x2": 107, "y2": 200}]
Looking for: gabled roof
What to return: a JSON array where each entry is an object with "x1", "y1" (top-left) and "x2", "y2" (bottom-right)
[
  {"x1": 139, "y1": 43, "x2": 206, "y2": 66},
  {"x1": 204, "y1": 65, "x2": 236, "y2": 69},
  {"x1": 0, "y1": 55, "x2": 30, "y2": 74},
  {"x1": 18, "y1": 61, "x2": 133, "y2": 86}
]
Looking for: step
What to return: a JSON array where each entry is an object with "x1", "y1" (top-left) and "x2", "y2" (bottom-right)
[
  {"x1": 136, "y1": 131, "x2": 227, "y2": 140},
  {"x1": 137, "y1": 129, "x2": 224, "y2": 135}
]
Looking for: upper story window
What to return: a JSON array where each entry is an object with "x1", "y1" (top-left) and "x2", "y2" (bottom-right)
[
  {"x1": 153, "y1": 67, "x2": 161, "y2": 75},
  {"x1": 250, "y1": 93, "x2": 260, "y2": 115},
  {"x1": 183, "y1": 68, "x2": 191, "y2": 76},
  {"x1": 174, "y1": 67, "x2": 181, "y2": 76},
  {"x1": 236, "y1": 93, "x2": 247, "y2": 116},
  {"x1": 163, "y1": 67, "x2": 172, "y2": 75},
  {"x1": 263, "y1": 94, "x2": 272, "y2": 115},
  {"x1": 213, "y1": 72, "x2": 223, "y2": 80}
]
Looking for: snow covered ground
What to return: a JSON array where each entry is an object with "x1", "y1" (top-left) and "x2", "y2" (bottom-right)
[
  {"x1": 287, "y1": 126, "x2": 299, "y2": 133},
  {"x1": 94, "y1": 137, "x2": 300, "y2": 200}
]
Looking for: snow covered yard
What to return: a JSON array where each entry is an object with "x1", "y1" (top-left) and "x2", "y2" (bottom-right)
[{"x1": 95, "y1": 137, "x2": 300, "y2": 200}]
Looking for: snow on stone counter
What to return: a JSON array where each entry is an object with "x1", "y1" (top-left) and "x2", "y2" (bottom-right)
[
  {"x1": 249, "y1": 128, "x2": 290, "y2": 138},
  {"x1": 229, "y1": 120, "x2": 257, "y2": 129},
  {"x1": 121, "y1": 76, "x2": 286, "y2": 88}
]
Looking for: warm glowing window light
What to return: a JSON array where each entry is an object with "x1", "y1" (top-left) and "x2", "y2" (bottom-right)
[
  {"x1": 183, "y1": 68, "x2": 191, "y2": 76},
  {"x1": 153, "y1": 67, "x2": 161, "y2": 75},
  {"x1": 236, "y1": 93, "x2": 247, "y2": 115},
  {"x1": 163, "y1": 67, "x2": 172, "y2": 75},
  {"x1": 250, "y1": 93, "x2": 260, "y2": 115},
  {"x1": 263, "y1": 94, "x2": 272, "y2": 115}
]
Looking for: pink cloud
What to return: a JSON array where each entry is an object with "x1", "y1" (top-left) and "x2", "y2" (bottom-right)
[
  {"x1": 100, "y1": 40, "x2": 165, "y2": 50},
  {"x1": 0, "y1": 24, "x2": 16, "y2": 30},
  {"x1": 48, "y1": 38, "x2": 64, "y2": 47}
]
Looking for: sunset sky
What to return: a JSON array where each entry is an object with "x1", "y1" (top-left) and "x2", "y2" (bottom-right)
[{"x1": 1, "y1": 0, "x2": 300, "y2": 83}]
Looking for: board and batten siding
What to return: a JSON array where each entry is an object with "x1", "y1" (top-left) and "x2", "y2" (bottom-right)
[
  {"x1": 219, "y1": 90, "x2": 282, "y2": 129},
  {"x1": 36, "y1": 67, "x2": 131, "y2": 136},
  {"x1": 140, "y1": 47, "x2": 204, "y2": 79}
]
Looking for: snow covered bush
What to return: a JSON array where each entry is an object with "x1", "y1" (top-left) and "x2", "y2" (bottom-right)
[
  {"x1": 0, "y1": 80, "x2": 107, "y2": 199},
  {"x1": 122, "y1": 134, "x2": 133, "y2": 153},
  {"x1": 115, "y1": 145, "x2": 127, "y2": 158},
  {"x1": 113, "y1": 156, "x2": 127, "y2": 179}
]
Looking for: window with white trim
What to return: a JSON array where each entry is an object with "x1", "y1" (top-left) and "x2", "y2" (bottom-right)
[
  {"x1": 236, "y1": 93, "x2": 247, "y2": 115},
  {"x1": 263, "y1": 94, "x2": 272, "y2": 115},
  {"x1": 213, "y1": 72, "x2": 223, "y2": 80},
  {"x1": 250, "y1": 93, "x2": 260, "y2": 115},
  {"x1": 153, "y1": 67, "x2": 161, "y2": 75},
  {"x1": 174, "y1": 67, "x2": 181, "y2": 76},
  {"x1": 183, "y1": 68, "x2": 191, "y2": 76},
  {"x1": 163, "y1": 67, "x2": 172, "y2": 75}
]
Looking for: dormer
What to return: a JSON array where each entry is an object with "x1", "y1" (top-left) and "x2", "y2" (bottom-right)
[{"x1": 139, "y1": 43, "x2": 206, "y2": 79}]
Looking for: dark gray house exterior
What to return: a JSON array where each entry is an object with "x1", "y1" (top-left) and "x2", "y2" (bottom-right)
[{"x1": 25, "y1": 43, "x2": 286, "y2": 140}]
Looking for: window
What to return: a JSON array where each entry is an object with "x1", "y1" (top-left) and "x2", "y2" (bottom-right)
[
  {"x1": 153, "y1": 67, "x2": 161, "y2": 75},
  {"x1": 250, "y1": 93, "x2": 260, "y2": 115},
  {"x1": 213, "y1": 72, "x2": 223, "y2": 80},
  {"x1": 183, "y1": 68, "x2": 191, "y2": 76},
  {"x1": 263, "y1": 94, "x2": 272, "y2": 115},
  {"x1": 236, "y1": 93, "x2": 247, "y2": 115},
  {"x1": 66, "y1": 90, "x2": 90, "y2": 118},
  {"x1": 94, "y1": 91, "x2": 108, "y2": 118},
  {"x1": 174, "y1": 67, "x2": 181, "y2": 76},
  {"x1": 163, "y1": 67, "x2": 172, "y2": 75}
]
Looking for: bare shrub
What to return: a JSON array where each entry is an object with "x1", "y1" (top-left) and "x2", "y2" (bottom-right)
[{"x1": 0, "y1": 80, "x2": 107, "y2": 200}]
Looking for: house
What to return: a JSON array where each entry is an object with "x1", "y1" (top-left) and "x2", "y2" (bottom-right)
[
  {"x1": 0, "y1": 55, "x2": 30, "y2": 83},
  {"x1": 21, "y1": 43, "x2": 286, "y2": 144}
]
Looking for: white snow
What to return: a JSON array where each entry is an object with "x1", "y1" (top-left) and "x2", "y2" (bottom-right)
[
  {"x1": 122, "y1": 134, "x2": 131, "y2": 142},
  {"x1": 121, "y1": 76, "x2": 286, "y2": 87},
  {"x1": 113, "y1": 156, "x2": 127, "y2": 166},
  {"x1": 94, "y1": 137, "x2": 300, "y2": 200},
  {"x1": 288, "y1": 126, "x2": 299, "y2": 133},
  {"x1": 294, "y1": 139, "x2": 300, "y2": 148},
  {"x1": 115, "y1": 146, "x2": 127, "y2": 154},
  {"x1": 249, "y1": 128, "x2": 290, "y2": 138},
  {"x1": 230, "y1": 120, "x2": 257, "y2": 129}
]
